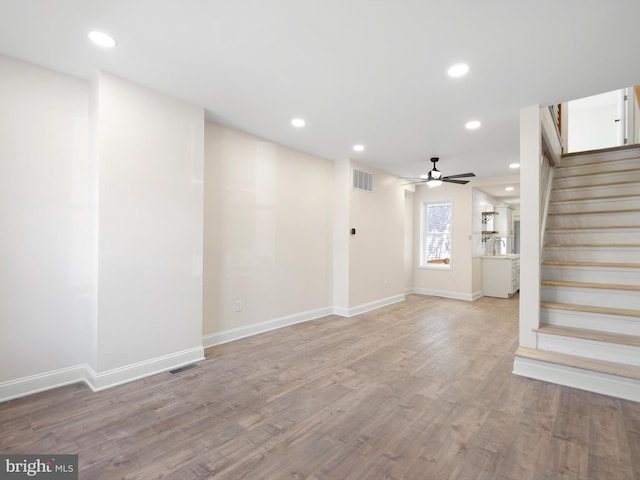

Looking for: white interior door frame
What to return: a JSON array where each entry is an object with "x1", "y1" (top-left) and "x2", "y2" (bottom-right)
[{"x1": 618, "y1": 88, "x2": 627, "y2": 145}]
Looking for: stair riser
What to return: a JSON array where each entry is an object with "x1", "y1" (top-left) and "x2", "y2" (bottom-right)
[
  {"x1": 551, "y1": 184, "x2": 640, "y2": 201},
  {"x1": 560, "y1": 149, "x2": 640, "y2": 166},
  {"x1": 553, "y1": 171, "x2": 640, "y2": 189},
  {"x1": 537, "y1": 334, "x2": 640, "y2": 366},
  {"x1": 513, "y1": 356, "x2": 640, "y2": 403},
  {"x1": 542, "y1": 265, "x2": 640, "y2": 285},
  {"x1": 541, "y1": 285, "x2": 640, "y2": 310},
  {"x1": 548, "y1": 197, "x2": 640, "y2": 213},
  {"x1": 541, "y1": 307, "x2": 640, "y2": 336},
  {"x1": 545, "y1": 230, "x2": 640, "y2": 243},
  {"x1": 544, "y1": 248, "x2": 639, "y2": 263},
  {"x1": 546, "y1": 211, "x2": 640, "y2": 228},
  {"x1": 556, "y1": 158, "x2": 640, "y2": 176}
]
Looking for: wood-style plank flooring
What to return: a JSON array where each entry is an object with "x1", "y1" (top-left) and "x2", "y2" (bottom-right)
[{"x1": 2, "y1": 294, "x2": 640, "y2": 479}]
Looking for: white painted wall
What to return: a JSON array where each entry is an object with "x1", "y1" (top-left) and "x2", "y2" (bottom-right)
[
  {"x1": 519, "y1": 105, "x2": 542, "y2": 348},
  {"x1": 203, "y1": 122, "x2": 334, "y2": 339},
  {"x1": 95, "y1": 73, "x2": 204, "y2": 372},
  {"x1": 413, "y1": 182, "x2": 474, "y2": 300},
  {"x1": 404, "y1": 189, "x2": 415, "y2": 292},
  {"x1": 333, "y1": 159, "x2": 351, "y2": 312},
  {"x1": 0, "y1": 55, "x2": 94, "y2": 383},
  {"x1": 348, "y1": 161, "x2": 405, "y2": 309}
]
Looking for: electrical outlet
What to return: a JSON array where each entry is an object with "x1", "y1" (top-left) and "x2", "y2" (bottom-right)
[
  {"x1": 235, "y1": 300, "x2": 242, "y2": 312},
  {"x1": 383, "y1": 280, "x2": 388, "y2": 288}
]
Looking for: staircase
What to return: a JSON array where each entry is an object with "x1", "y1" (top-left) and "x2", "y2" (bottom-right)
[{"x1": 516, "y1": 146, "x2": 640, "y2": 402}]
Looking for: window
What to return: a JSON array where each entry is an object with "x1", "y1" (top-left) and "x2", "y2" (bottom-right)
[{"x1": 420, "y1": 200, "x2": 452, "y2": 268}]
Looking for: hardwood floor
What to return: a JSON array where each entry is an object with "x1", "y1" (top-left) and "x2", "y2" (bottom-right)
[{"x1": 2, "y1": 294, "x2": 640, "y2": 479}]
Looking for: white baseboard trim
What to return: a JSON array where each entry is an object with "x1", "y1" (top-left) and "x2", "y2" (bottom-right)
[
  {"x1": 0, "y1": 346, "x2": 205, "y2": 402},
  {"x1": 513, "y1": 356, "x2": 640, "y2": 403},
  {"x1": 87, "y1": 346, "x2": 205, "y2": 391},
  {"x1": 2, "y1": 295, "x2": 416, "y2": 402},
  {"x1": 410, "y1": 288, "x2": 476, "y2": 302},
  {"x1": 202, "y1": 307, "x2": 333, "y2": 349},
  {"x1": 334, "y1": 294, "x2": 405, "y2": 318},
  {"x1": 0, "y1": 364, "x2": 89, "y2": 403}
]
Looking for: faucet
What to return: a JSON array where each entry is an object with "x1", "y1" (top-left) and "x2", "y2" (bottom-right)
[{"x1": 493, "y1": 238, "x2": 506, "y2": 255}]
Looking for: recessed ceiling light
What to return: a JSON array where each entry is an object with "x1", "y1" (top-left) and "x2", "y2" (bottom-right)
[
  {"x1": 291, "y1": 118, "x2": 306, "y2": 128},
  {"x1": 465, "y1": 120, "x2": 481, "y2": 130},
  {"x1": 509, "y1": 163, "x2": 520, "y2": 169},
  {"x1": 505, "y1": 186, "x2": 514, "y2": 192},
  {"x1": 353, "y1": 144, "x2": 365, "y2": 152},
  {"x1": 88, "y1": 31, "x2": 116, "y2": 48},
  {"x1": 447, "y1": 63, "x2": 469, "y2": 78}
]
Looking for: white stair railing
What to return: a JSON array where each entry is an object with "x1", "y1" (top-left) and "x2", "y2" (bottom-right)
[{"x1": 539, "y1": 151, "x2": 554, "y2": 256}]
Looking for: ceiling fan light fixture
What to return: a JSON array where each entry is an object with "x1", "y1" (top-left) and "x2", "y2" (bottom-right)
[
  {"x1": 426, "y1": 168, "x2": 442, "y2": 187},
  {"x1": 403, "y1": 156, "x2": 473, "y2": 188}
]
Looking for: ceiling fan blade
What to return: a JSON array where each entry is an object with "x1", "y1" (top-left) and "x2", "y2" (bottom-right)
[
  {"x1": 442, "y1": 172, "x2": 476, "y2": 180},
  {"x1": 401, "y1": 180, "x2": 426, "y2": 186},
  {"x1": 443, "y1": 178, "x2": 470, "y2": 185}
]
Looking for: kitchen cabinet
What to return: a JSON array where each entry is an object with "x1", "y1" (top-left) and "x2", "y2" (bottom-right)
[
  {"x1": 493, "y1": 206, "x2": 513, "y2": 236},
  {"x1": 482, "y1": 255, "x2": 519, "y2": 298}
]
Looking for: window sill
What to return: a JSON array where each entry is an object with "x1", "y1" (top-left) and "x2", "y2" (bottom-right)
[{"x1": 418, "y1": 264, "x2": 452, "y2": 270}]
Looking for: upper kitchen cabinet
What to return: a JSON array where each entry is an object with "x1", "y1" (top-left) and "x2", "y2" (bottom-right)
[{"x1": 494, "y1": 205, "x2": 514, "y2": 236}]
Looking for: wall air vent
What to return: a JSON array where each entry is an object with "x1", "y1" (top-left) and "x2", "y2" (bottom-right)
[{"x1": 352, "y1": 168, "x2": 373, "y2": 192}]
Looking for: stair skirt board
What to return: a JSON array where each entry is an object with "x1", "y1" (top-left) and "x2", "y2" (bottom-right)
[
  {"x1": 541, "y1": 306, "x2": 640, "y2": 336},
  {"x1": 541, "y1": 285, "x2": 640, "y2": 310},
  {"x1": 513, "y1": 355, "x2": 640, "y2": 403}
]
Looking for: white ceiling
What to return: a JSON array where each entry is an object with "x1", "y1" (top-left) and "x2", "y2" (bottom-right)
[{"x1": 1, "y1": 0, "x2": 640, "y2": 182}]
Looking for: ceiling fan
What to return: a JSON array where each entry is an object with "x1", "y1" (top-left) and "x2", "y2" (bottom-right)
[{"x1": 404, "y1": 157, "x2": 476, "y2": 188}]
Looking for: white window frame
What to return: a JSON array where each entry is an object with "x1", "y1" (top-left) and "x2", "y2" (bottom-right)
[{"x1": 419, "y1": 199, "x2": 453, "y2": 269}]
